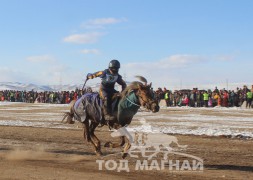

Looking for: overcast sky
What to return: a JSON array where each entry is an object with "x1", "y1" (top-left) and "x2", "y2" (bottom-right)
[{"x1": 0, "y1": 0, "x2": 252, "y2": 89}]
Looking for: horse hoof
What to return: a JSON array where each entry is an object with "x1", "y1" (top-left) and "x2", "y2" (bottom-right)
[
  {"x1": 95, "y1": 150, "x2": 103, "y2": 156},
  {"x1": 122, "y1": 153, "x2": 128, "y2": 159}
]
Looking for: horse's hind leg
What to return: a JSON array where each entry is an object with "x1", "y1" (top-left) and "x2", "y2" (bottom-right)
[
  {"x1": 83, "y1": 118, "x2": 91, "y2": 142},
  {"x1": 82, "y1": 119, "x2": 101, "y2": 156},
  {"x1": 89, "y1": 122, "x2": 102, "y2": 156}
]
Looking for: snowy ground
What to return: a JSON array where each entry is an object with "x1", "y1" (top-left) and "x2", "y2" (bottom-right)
[
  {"x1": 0, "y1": 102, "x2": 252, "y2": 138},
  {"x1": 131, "y1": 106, "x2": 253, "y2": 138}
]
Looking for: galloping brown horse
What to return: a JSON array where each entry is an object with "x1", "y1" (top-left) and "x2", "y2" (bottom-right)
[{"x1": 62, "y1": 76, "x2": 159, "y2": 158}]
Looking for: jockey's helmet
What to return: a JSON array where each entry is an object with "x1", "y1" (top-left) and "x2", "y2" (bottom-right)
[{"x1": 108, "y1": 59, "x2": 120, "y2": 74}]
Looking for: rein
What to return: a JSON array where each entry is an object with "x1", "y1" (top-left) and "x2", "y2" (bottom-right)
[{"x1": 126, "y1": 97, "x2": 141, "y2": 107}]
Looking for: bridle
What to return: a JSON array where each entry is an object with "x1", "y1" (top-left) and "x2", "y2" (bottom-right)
[{"x1": 136, "y1": 89, "x2": 155, "y2": 110}]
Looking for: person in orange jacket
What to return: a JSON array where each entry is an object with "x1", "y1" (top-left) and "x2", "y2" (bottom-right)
[{"x1": 214, "y1": 93, "x2": 221, "y2": 106}]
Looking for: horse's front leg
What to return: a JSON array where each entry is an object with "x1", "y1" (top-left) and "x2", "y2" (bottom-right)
[
  {"x1": 104, "y1": 124, "x2": 125, "y2": 148},
  {"x1": 89, "y1": 122, "x2": 102, "y2": 156},
  {"x1": 122, "y1": 137, "x2": 131, "y2": 159}
]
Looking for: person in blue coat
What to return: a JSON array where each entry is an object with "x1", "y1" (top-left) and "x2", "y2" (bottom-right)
[{"x1": 87, "y1": 60, "x2": 126, "y2": 120}]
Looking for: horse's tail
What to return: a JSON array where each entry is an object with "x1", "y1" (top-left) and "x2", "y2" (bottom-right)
[
  {"x1": 61, "y1": 100, "x2": 76, "y2": 124},
  {"x1": 62, "y1": 112, "x2": 75, "y2": 124}
]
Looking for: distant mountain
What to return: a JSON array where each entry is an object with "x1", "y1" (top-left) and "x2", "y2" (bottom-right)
[
  {"x1": 0, "y1": 82, "x2": 128, "y2": 92},
  {"x1": 0, "y1": 82, "x2": 82, "y2": 92}
]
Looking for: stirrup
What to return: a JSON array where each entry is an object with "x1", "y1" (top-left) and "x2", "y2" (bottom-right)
[{"x1": 104, "y1": 114, "x2": 115, "y2": 121}]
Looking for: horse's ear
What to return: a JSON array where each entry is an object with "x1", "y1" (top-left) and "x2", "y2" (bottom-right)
[
  {"x1": 149, "y1": 82, "x2": 152, "y2": 88},
  {"x1": 138, "y1": 83, "x2": 144, "y2": 89}
]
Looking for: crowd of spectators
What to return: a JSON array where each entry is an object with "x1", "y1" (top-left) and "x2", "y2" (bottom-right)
[
  {"x1": 155, "y1": 85, "x2": 253, "y2": 109},
  {"x1": 0, "y1": 85, "x2": 252, "y2": 109},
  {"x1": 0, "y1": 89, "x2": 83, "y2": 104}
]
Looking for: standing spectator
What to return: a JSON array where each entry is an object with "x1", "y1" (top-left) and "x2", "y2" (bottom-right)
[
  {"x1": 203, "y1": 91, "x2": 209, "y2": 107},
  {"x1": 164, "y1": 90, "x2": 170, "y2": 107},
  {"x1": 229, "y1": 90, "x2": 235, "y2": 107},
  {"x1": 214, "y1": 93, "x2": 221, "y2": 107},
  {"x1": 242, "y1": 85, "x2": 248, "y2": 102},
  {"x1": 65, "y1": 92, "x2": 70, "y2": 104},
  {"x1": 196, "y1": 91, "x2": 201, "y2": 107},
  {"x1": 182, "y1": 95, "x2": 189, "y2": 106},
  {"x1": 73, "y1": 91, "x2": 78, "y2": 101},
  {"x1": 246, "y1": 90, "x2": 252, "y2": 108},
  {"x1": 21, "y1": 91, "x2": 26, "y2": 102},
  {"x1": 177, "y1": 93, "x2": 182, "y2": 106},
  {"x1": 189, "y1": 91, "x2": 195, "y2": 107},
  {"x1": 0, "y1": 91, "x2": 4, "y2": 101},
  {"x1": 10, "y1": 91, "x2": 15, "y2": 102},
  {"x1": 173, "y1": 91, "x2": 178, "y2": 106},
  {"x1": 49, "y1": 92, "x2": 54, "y2": 103},
  {"x1": 159, "y1": 88, "x2": 164, "y2": 99},
  {"x1": 45, "y1": 92, "x2": 49, "y2": 103},
  {"x1": 208, "y1": 97, "x2": 213, "y2": 107},
  {"x1": 222, "y1": 90, "x2": 229, "y2": 107},
  {"x1": 61, "y1": 91, "x2": 66, "y2": 104},
  {"x1": 156, "y1": 88, "x2": 163, "y2": 103},
  {"x1": 251, "y1": 85, "x2": 253, "y2": 108},
  {"x1": 214, "y1": 86, "x2": 219, "y2": 94}
]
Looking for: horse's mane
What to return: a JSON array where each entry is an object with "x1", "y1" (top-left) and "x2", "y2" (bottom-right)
[
  {"x1": 121, "y1": 81, "x2": 142, "y2": 99},
  {"x1": 121, "y1": 76, "x2": 148, "y2": 99}
]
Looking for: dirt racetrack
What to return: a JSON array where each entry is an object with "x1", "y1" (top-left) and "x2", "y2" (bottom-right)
[{"x1": 0, "y1": 103, "x2": 252, "y2": 180}]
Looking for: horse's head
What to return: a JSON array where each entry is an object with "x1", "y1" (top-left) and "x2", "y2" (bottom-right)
[{"x1": 134, "y1": 76, "x2": 160, "y2": 113}]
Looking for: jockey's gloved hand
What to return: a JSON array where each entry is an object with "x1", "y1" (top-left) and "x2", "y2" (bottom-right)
[{"x1": 86, "y1": 73, "x2": 93, "y2": 79}]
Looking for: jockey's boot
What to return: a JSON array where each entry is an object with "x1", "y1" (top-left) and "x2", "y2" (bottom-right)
[
  {"x1": 103, "y1": 105, "x2": 115, "y2": 121},
  {"x1": 103, "y1": 97, "x2": 115, "y2": 121}
]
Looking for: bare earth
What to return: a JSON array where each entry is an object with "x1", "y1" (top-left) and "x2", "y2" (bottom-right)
[{"x1": 0, "y1": 104, "x2": 252, "y2": 180}]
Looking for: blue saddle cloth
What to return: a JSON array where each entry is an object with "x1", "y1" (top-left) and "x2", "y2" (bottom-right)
[{"x1": 73, "y1": 93, "x2": 103, "y2": 123}]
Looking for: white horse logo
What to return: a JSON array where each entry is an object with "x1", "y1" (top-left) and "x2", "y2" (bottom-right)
[{"x1": 110, "y1": 119, "x2": 187, "y2": 160}]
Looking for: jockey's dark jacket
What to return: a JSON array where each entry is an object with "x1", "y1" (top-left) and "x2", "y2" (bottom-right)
[{"x1": 88, "y1": 69, "x2": 126, "y2": 91}]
